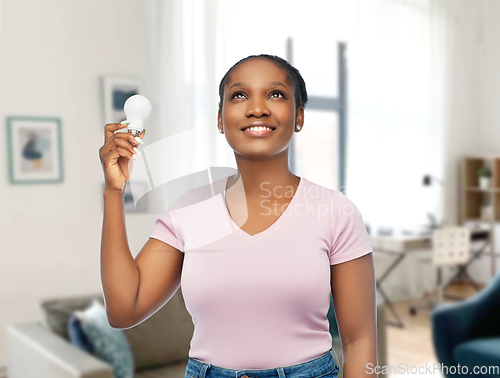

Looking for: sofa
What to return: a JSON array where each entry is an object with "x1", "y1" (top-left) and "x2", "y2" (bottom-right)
[
  {"x1": 431, "y1": 273, "x2": 500, "y2": 378},
  {"x1": 6, "y1": 288, "x2": 387, "y2": 378}
]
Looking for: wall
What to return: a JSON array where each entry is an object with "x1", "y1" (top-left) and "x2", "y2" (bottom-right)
[
  {"x1": 0, "y1": 0, "x2": 157, "y2": 368},
  {"x1": 439, "y1": 0, "x2": 482, "y2": 232},
  {"x1": 437, "y1": 0, "x2": 500, "y2": 286},
  {"x1": 469, "y1": 0, "x2": 500, "y2": 283},
  {"x1": 478, "y1": 0, "x2": 500, "y2": 155},
  {"x1": 433, "y1": 0, "x2": 500, "y2": 287}
]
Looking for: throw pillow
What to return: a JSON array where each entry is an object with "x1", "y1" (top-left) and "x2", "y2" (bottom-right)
[
  {"x1": 74, "y1": 299, "x2": 134, "y2": 378},
  {"x1": 68, "y1": 314, "x2": 94, "y2": 353}
]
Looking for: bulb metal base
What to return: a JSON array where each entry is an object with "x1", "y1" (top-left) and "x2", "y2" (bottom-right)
[{"x1": 127, "y1": 129, "x2": 142, "y2": 138}]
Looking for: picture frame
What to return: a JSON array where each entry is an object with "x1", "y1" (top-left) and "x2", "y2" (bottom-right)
[
  {"x1": 101, "y1": 75, "x2": 146, "y2": 126},
  {"x1": 6, "y1": 116, "x2": 64, "y2": 184}
]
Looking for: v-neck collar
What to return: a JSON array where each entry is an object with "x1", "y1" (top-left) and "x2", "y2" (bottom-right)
[{"x1": 222, "y1": 176, "x2": 304, "y2": 241}]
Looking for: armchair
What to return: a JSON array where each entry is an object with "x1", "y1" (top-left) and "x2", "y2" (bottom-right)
[{"x1": 431, "y1": 273, "x2": 500, "y2": 378}]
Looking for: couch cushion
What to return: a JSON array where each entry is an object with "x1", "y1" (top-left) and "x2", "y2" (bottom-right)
[
  {"x1": 453, "y1": 337, "x2": 500, "y2": 377},
  {"x1": 75, "y1": 299, "x2": 135, "y2": 378},
  {"x1": 122, "y1": 288, "x2": 194, "y2": 370}
]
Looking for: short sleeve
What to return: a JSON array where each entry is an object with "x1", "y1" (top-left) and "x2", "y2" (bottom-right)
[
  {"x1": 328, "y1": 193, "x2": 373, "y2": 265},
  {"x1": 149, "y1": 190, "x2": 190, "y2": 253}
]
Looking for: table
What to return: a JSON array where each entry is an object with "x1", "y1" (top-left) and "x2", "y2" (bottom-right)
[{"x1": 370, "y1": 228, "x2": 491, "y2": 328}]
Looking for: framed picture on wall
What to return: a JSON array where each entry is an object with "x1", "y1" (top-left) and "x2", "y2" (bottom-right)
[
  {"x1": 6, "y1": 116, "x2": 64, "y2": 184},
  {"x1": 101, "y1": 75, "x2": 146, "y2": 126}
]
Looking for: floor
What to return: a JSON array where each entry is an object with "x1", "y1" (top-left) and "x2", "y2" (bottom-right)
[{"x1": 385, "y1": 282, "x2": 485, "y2": 377}]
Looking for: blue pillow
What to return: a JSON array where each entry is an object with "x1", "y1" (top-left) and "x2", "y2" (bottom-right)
[
  {"x1": 68, "y1": 314, "x2": 94, "y2": 353},
  {"x1": 74, "y1": 299, "x2": 134, "y2": 378}
]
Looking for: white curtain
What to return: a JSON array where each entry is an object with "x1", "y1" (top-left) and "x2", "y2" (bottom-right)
[
  {"x1": 347, "y1": 0, "x2": 452, "y2": 231},
  {"x1": 346, "y1": 0, "x2": 454, "y2": 300},
  {"x1": 140, "y1": 0, "x2": 236, "y2": 209}
]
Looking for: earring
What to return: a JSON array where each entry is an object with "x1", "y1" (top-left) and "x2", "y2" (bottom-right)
[
  {"x1": 295, "y1": 125, "x2": 302, "y2": 131},
  {"x1": 218, "y1": 128, "x2": 223, "y2": 134}
]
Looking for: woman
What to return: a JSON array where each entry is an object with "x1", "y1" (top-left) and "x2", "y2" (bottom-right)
[{"x1": 99, "y1": 54, "x2": 378, "y2": 378}]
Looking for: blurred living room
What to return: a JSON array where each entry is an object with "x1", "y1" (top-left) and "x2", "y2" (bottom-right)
[{"x1": 2, "y1": 0, "x2": 500, "y2": 377}]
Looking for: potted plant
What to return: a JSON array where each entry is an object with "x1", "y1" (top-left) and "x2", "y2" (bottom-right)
[{"x1": 478, "y1": 167, "x2": 491, "y2": 189}]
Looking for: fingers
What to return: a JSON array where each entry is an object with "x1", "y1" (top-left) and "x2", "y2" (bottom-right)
[
  {"x1": 100, "y1": 135, "x2": 139, "y2": 161},
  {"x1": 101, "y1": 122, "x2": 145, "y2": 165},
  {"x1": 104, "y1": 125, "x2": 141, "y2": 147},
  {"x1": 101, "y1": 142, "x2": 136, "y2": 166},
  {"x1": 104, "y1": 122, "x2": 129, "y2": 144}
]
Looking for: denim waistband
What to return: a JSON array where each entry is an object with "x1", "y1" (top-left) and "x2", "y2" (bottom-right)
[{"x1": 185, "y1": 347, "x2": 340, "y2": 378}]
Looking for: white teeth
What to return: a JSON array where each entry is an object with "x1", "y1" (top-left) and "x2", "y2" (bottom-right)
[{"x1": 245, "y1": 126, "x2": 272, "y2": 131}]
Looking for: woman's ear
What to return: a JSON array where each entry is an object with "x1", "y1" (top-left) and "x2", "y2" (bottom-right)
[
  {"x1": 217, "y1": 109, "x2": 224, "y2": 134},
  {"x1": 296, "y1": 106, "x2": 305, "y2": 128}
]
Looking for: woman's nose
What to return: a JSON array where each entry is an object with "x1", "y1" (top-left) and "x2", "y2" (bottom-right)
[{"x1": 245, "y1": 97, "x2": 270, "y2": 117}]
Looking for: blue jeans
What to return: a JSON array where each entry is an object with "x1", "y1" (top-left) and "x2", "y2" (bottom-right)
[{"x1": 185, "y1": 347, "x2": 340, "y2": 378}]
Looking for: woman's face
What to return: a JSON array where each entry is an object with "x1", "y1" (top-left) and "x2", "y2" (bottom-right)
[{"x1": 218, "y1": 58, "x2": 304, "y2": 160}]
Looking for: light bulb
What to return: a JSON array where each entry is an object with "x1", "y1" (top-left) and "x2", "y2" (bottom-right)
[{"x1": 124, "y1": 95, "x2": 152, "y2": 137}]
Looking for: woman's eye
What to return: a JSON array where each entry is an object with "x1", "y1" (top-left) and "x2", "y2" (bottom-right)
[
  {"x1": 232, "y1": 92, "x2": 245, "y2": 99},
  {"x1": 231, "y1": 91, "x2": 284, "y2": 100}
]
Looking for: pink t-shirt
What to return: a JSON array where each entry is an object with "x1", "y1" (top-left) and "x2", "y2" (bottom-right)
[{"x1": 149, "y1": 176, "x2": 372, "y2": 369}]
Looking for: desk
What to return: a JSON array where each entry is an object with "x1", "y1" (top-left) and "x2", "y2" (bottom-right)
[{"x1": 370, "y1": 228, "x2": 491, "y2": 328}]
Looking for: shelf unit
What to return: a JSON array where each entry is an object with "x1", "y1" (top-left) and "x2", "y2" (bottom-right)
[{"x1": 461, "y1": 155, "x2": 500, "y2": 277}]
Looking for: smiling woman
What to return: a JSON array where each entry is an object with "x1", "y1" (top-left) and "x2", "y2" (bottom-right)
[
  {"x1": 100, "y1": 54, "x2": 377, "y2": 378},
  {"x1": 159, "y1": 54, "x2": 375, "y2": 377}
]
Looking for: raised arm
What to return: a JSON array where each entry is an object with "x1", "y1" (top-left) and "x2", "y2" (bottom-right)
[{"x1": 99, "y1": 122, "x2": 184, "y2": 328}]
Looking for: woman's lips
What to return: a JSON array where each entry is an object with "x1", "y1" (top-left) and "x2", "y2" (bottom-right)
[{"x1": 241, "y1": 128, "x2": 275, "y2": 137}]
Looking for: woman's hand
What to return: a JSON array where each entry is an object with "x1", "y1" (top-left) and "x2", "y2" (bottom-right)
[{"x1": 99, "y1": 122, "x2": 145, "y2": 192}]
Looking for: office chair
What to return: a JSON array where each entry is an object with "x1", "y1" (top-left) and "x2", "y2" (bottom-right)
[{"x1": 409, "y1": 226, "x2": 470, "y2": 315}]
